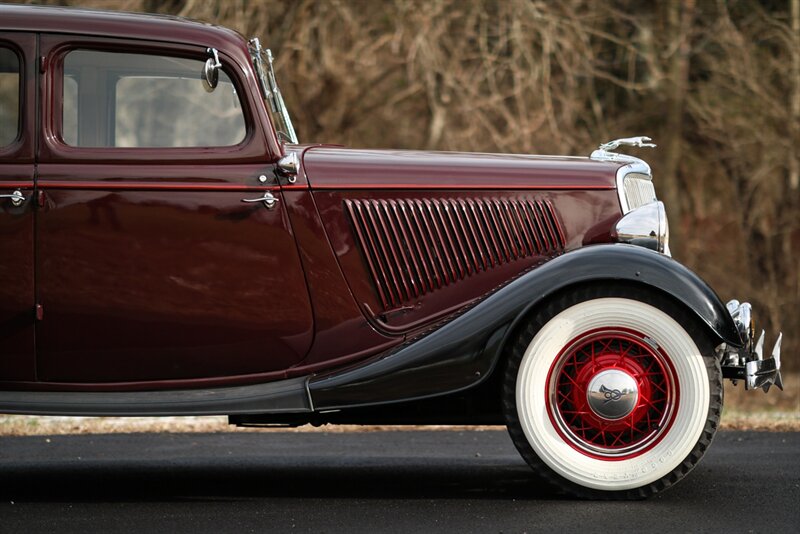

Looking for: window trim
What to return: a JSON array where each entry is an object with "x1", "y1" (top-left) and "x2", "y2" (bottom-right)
[
  {"x1": 0, "y1": 39, "x2": 25, "y2": 159},
  {"x1": 41, "y1": 36, "x2": 271, "y2": 165}
]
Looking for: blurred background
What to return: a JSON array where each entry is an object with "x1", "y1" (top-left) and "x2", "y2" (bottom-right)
[{"x1": 15, "y1": 0, "x2": 799, "y2": 413}]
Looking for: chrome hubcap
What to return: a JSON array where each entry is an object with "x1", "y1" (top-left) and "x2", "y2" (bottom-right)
[
  {"x1": 549, "y1": 330, "x2": 675, "y2": 458},
  {"x1": 586, "y1": 369, "x2": 639, "y2": 420}
]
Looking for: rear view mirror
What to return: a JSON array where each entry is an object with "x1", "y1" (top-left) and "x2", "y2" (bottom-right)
[{"x1": 202, "y1": 47, "x2": 221, "y2": 92}]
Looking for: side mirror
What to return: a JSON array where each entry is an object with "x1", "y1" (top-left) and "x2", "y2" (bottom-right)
[{"x1": 202, "y1": 48, "x2": 221, "y2": 92}]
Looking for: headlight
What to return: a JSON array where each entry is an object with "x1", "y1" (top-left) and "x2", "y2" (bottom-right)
[{"x1": 612, "y1": 201, "x2": 670, "y2": 255}]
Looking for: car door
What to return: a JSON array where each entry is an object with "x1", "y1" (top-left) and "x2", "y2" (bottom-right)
[
  {"x1": 0, "y1": 33, "x2": 35, "y2": 382},
  {"x1": 35, "y1": 36, "x2": 313, "y2": 384}
]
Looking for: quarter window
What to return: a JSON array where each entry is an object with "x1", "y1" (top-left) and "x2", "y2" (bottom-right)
[
  {"x1": 0, "y1": 47, "x2": 20, "y2": 148},
  {"x1": 62, "y1": 50, "x2": 246, "y2": 148}
]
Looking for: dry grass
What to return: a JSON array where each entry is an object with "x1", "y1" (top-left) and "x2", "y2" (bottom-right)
[
  {"x1": 724, "y1": 372, "x2": 799, "y2": 413},
  {"x1": 719, "y1": 411, "x2": 799, "y2": 432},
  {"x1": 0, "y1": 416, "x2": 510, "y2": 436},
  {"x1": 1, "y1": 412, "x2": 796, "y2": 437},
  {"x1": 720, "y1": 372, "x2": 799, "y2": 430}
]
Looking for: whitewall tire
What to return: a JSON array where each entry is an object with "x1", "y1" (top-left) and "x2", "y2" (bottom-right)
[{"x1": 503, "y1": 285, "x2": 722, "y2": 499}]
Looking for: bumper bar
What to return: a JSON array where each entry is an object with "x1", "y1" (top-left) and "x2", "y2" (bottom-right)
[{"x1": 720, "y1": 300, "x2": 783, "y2": 393}]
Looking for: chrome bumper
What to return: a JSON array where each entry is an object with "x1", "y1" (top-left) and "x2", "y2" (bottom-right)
[{"x1": 719, "y1": 300, "x2": 783, "y2": 392}]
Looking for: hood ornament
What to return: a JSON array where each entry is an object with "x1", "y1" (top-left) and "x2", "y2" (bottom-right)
[{"x1": 590, "y1": 136, "x2": 656, "y2": 162}]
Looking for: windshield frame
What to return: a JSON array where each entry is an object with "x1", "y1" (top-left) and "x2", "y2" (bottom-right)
[{"x1": 248, "y1": 37, "x2": 298, "y2": 145}]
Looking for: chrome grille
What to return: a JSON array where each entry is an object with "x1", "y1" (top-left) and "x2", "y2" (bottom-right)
[
  {"x1": 623, "y1": 173, "x2": 657, "y2": 211},
  {"x1": 345, "y1": 197, "x2": 565, "y2": 309}
]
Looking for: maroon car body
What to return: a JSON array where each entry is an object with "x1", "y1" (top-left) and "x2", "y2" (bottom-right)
[{"x1": 0, "y1": 6, "x2": 783, "y2": 498}]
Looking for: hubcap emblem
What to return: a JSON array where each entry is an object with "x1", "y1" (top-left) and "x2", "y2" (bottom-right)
[
  {"x1": 587, "y1": 370, "x2": 639, "y2": 420},
  {"x1": 600, "y1": 384, "x2": 623, "y2": 403}
]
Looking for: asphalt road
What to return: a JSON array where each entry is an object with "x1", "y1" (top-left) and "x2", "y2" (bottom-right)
[{"x1": 0, "y1": 430, "x2": 797, "y2": 533}]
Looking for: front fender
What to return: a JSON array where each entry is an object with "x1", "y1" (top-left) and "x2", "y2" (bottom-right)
[
  {"x1": 499, "y1": 244, "x2": 742, "y2": 349},
  {"x1": 309, "y1": 244, "x2": 740, "y2": 410}
]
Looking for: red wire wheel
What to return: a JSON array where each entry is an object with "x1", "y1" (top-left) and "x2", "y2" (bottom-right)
[
  {"x1": 505, "y1": 289, "x2": 722, "y2": 498},
  {"x1": 546, "y1": 328, "x2": 679, "y2": 459}
]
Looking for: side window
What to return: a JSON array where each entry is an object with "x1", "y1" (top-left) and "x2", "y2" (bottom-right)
[
  {"x1": 0, "y1": 47, "x2": 20, "y2": 148},
  {"x1": 62, "y1": 49, "x2": 246, "y2": 148}
]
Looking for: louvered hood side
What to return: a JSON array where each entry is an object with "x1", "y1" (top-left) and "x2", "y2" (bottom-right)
[
  {"x1": 303, "y1": 147, "x2": 623, "y2": 333},
  {"x1": 344, "y1": 197, "x2": 565, "y2": 310}
]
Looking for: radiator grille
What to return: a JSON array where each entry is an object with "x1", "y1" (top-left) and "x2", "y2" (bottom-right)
[
  {"x1": 622, "y1": 173, "x2": 657, "y2": 211},
  {"x1": 345, "y1": 197, "x2": 565, "y2": 309}
]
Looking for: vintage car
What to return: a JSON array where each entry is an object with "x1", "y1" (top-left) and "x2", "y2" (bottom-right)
[{"x1": 0, "y1": 5, "x2": 784, "y2": 499}]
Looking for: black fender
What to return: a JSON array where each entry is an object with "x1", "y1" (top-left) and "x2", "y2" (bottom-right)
[{"x1": 309, "y1": 244, "x2": 741, "y2": 410}]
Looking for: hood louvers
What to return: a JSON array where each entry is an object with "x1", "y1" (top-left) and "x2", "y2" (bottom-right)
[{"x1": 345, "y1": 197, "x2": 565, "y2": 309}]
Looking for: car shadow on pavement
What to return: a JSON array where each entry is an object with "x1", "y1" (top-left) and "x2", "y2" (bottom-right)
[
  {"x1": 2, "y1": 430, "x2": 795, "y2": 505},
  {"x1": 0, "y1": 460, "x2": 562, "y2": 502}
]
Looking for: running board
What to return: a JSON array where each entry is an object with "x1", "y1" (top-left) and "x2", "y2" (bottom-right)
[{"x1": 0, "y1": 376, "x2": 312, "y2": 416}]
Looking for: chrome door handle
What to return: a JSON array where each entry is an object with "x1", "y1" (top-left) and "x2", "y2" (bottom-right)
[
  {"x1": 1, "y1": 190, "x2": 25, "y2": 207},
  {"x1": 242, "y1": 191, "x2": 279, "y2": 209}
]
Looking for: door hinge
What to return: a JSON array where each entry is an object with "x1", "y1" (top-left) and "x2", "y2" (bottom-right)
[
  {"x1": 40, "y1": 55, "x2": 47, "y2": 74},
  {"x1": 38, "y1": 190, "x2": 46, "y2": 208},
  {"x1": 35, "y1": 304, "x2": 44, "y2": 321}
]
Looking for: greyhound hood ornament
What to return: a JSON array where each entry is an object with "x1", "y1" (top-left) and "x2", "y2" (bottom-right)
[{"x1": 590, "y1": 136, "x2": 656, "y2": 162}]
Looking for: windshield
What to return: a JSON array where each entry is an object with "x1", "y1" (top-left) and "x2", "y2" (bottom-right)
[{"x1": 248, "y1": 38, "x2": 298, "y2": 144}]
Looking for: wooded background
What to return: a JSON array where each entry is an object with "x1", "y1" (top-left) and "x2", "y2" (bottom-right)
[{"x1": 21, "y1": 0, "x2": 800, "y2": 376}]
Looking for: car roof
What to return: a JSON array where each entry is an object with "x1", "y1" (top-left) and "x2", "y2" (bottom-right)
[{"x1": 0, "y1": 4, "x2": 247, "y2": 51}]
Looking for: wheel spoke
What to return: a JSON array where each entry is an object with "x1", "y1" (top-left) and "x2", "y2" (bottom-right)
[{"x1": 550, "y1": 331, "x2": 673, "y2": 457}]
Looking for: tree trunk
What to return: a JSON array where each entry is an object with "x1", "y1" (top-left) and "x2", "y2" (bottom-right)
[
  {"x1": 786, "y1": 0, "x2": 799, "y2": 306},
  {"x1": 660, "y1": 0, "x2": 695, "y2": 252},
  {"x1": 790, "y1": 0, "x2": 799, "y2": 191}
]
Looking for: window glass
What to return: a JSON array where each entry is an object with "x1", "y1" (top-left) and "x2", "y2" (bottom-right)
[
  {"x1": 62, "y1": 76, "x2": 78, "y2": 146},
  {"x1": 0, "y1": 47, "x2": 20, "y2": 147},
  {"x1": 62, "y1": 50, "x2": 246, "y2": 148}
]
